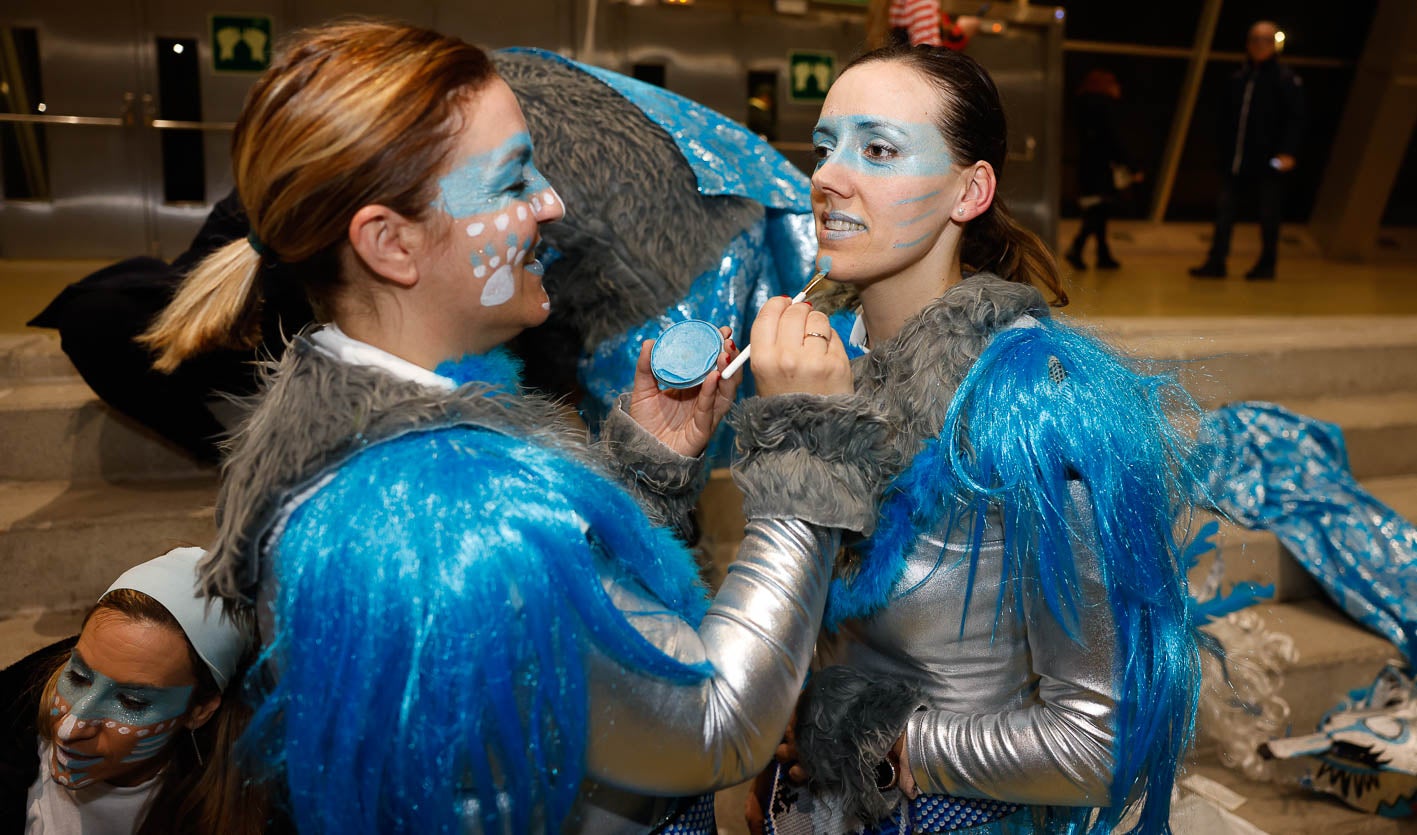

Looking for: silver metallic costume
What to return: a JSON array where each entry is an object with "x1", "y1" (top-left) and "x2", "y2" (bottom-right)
[{"x1": 815, "y1": 277, "x2": 1124, "y2": 825}]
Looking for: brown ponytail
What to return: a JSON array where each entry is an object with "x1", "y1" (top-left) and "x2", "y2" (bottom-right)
[
  {"x1": 962, "y1": 200, "x2": 1068, "y2": 306},
  {"x1": 138, "y1": 19, "x2": 497, "y2": 373},
  {"x1": 845, "y1": 44, "x2": 1068, "y2": 307},
  {"x1": 139, "y1": 239, "x2": 265, "y2": 373}
]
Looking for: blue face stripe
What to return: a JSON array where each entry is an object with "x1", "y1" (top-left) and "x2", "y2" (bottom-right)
[
  {"x1": 896, "y1": 190, "x2": 942, "y2": 205},
  {"x1": 894, "y1": 231, "x2": 934, "y2": 249},
  {"x1": 897, "y1": 206, "x2": 940, "y2": 227}
]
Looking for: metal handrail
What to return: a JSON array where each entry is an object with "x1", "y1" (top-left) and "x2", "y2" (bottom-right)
[
  {"x1": 150, "y1": 119, "x2": 236, "y2": 131},
  {"x1": 0, "y1": 112, "x2": 123, "y2": 127}
]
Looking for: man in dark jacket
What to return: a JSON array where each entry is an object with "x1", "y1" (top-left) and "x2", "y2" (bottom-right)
[{"x1": 1191, "y1": 20, "x2": 1306, "y2": 280}]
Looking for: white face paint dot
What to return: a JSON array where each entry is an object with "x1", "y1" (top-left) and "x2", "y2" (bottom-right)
[
  {"x1": 465, "y1": 222, "x2": 484, "y2": 237},
  {"x1": 516, "y1": 205, "x2": 528, "y2": 221},
  {"x1": 494, "y1": 214, "x2": 510, "y2": 231},
  {"x1": 514, "y1": 249, "x2": 527, "y2": 265},
  {"x1": 474, "y1": 265, "x2": 487, "y2": 279},
  {"x1": 480, "y1": 265, "x2": 516, "y2": 306},
  {"x1": 531, "y1": 198, "x2": 541, "y2": 213},
  {"x1": 118, "y1": 726, "x2": 131, "y2": 735},
  {"x1": 542, "y1": 302, "x2": 551, "y2": 311},
  {"x1": 543, "y1": 189, "x2": 560, "y2": 207},
  {"x1": 137, "y1": 729, "x2": 150, "y2": 737},
  {"x1": 506, "y1": 246, "x2": 516, "y2": 261}
]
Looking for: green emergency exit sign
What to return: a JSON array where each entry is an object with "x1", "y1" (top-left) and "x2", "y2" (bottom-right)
[
  {"x1": 211, "y1": 14, "x2": 273, "y2": 73},
  {"x1": 788, "y1": 51, "x2": 835, "y2": 103}
]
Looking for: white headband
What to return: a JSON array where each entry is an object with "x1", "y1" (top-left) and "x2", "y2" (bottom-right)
[{"x1": 103, "y1": 547, "x2": 246, "y2": 691}]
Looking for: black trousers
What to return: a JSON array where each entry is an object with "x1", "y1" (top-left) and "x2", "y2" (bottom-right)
[
  {"x1": 1070, "y1": 201, "x2": 1114, "y2": 260},
  {"x1": 1206, "y1": 170, "x2": 1286, "y2": 266}
]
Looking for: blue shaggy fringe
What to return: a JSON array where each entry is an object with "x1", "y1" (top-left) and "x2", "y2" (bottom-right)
[
  {"x1": 434, "y1": 346, "x2": 525, "y2": 391},
  {"x1": 829, "y1": 319, "x2": 1204, "y2": 835},
  {"x1": 243, "y1": 427, "x2": 712, "y2": 835}
]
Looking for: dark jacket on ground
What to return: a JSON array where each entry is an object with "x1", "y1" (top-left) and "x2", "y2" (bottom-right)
[{"x1": 0, "y1": 638, "x2": 76, "y2": 833}]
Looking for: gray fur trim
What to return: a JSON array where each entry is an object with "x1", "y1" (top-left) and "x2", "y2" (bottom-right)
[
  {"x1": 796, "y1": 665, "x2": 927, "y2": 825},
  {"x1": 594, "y1": 394, "x2": 707, "y2": 543},
  {"x1": 201, "y1": 336, "x2": 584, "y2": 609},
  {"x1": 495, "y1": 52, "x2": 764, "y2": 346},
  {"x1": 729, "y1": 393, "x2": 895, "y2": 535},
  {"x1": 855, "y1": 273, "x2": 1049, "y2": 465}
]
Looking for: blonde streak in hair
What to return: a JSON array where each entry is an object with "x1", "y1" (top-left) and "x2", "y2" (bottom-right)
[{"x1": 139, "y1": 240, "x2": 264, "y2": 373}]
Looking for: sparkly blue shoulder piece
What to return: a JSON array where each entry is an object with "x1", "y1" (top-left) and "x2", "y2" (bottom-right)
[{"x1": 498, "y1": 47, "x2": 811, "y2": 213}]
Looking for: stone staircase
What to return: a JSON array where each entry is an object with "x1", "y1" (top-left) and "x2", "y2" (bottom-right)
[
  {"x1": 0, "y1": 332, "x2": 217, "y2": 666},
  {"x1": 701, "y1": 314, "x2": 1417, "y2": 835}
]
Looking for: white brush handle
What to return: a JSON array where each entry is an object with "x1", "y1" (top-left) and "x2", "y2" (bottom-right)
[{"x1": 721, "y1": 272, "x2": 826, "y2": 381}]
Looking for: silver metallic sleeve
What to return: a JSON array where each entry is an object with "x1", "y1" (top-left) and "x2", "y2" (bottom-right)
[
  {"x1": 906, "y1": 486, "x2": 1118, "y2": 806},
  {"x1": 583, "y1": 516, "x2": 837, "y2": 795}
]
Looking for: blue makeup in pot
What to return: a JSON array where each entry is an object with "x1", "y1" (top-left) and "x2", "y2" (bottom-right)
[
  {"x1": 433, "y1": 132, "x2": 553, "y2": 219},
  {"x1": 811, "y1": 116, "x2": 954, "y2": 178}
]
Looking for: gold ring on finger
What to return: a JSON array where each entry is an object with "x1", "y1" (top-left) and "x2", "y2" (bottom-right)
[{"x1": 805, "y1": 331, "x2": 831, "y2": 341}]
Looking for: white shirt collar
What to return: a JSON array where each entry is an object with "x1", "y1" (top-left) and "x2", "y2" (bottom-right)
[
  {"x1": 848, "y1": 312, "x2": 871, "y2": 354},
  {"x1": 308, "y1": 323, "x2": 456, "y2": 391}
]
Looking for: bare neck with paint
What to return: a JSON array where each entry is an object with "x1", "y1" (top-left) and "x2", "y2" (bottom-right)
[{"x1": 856, "y1": 231, "x2": 965, "y2": 347}]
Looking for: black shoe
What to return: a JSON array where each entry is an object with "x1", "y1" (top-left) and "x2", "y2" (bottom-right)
[
  {"x1": 1245, "y1": 263, "x2": 1276, "y2": 280},
  {"x1": 1095, "y1": 256, "x2": 1122, "y2": 270},
  {"x1": 1189, "y1": 262, "x2": 1226, "y2": 279},
  {"x1": 1064, "y1": 250, "x2": 1086, "y2": 270}
]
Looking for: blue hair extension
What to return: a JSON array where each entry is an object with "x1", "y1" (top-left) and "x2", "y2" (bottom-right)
[
  {"x1": 940, "y1": 319, "x2": 1204, "y2": 834},
  {"x1": 243, "y1": 427, "x2": 711, "y2": 835}
]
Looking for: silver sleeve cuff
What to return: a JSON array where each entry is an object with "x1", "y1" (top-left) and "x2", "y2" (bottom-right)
[{"x1": 584, "y1": 517, "x2": 837, "y2": 795}]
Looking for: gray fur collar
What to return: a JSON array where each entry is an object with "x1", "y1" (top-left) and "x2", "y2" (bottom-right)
[
  {"x1": 199, "y1": 336, "x2": 582, "y2": 606},
  {"x1": 853, "y1": 274, "x2": 1049, "y2": 465}
]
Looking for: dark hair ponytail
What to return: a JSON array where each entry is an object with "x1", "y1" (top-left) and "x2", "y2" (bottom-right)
[{"x1": 845, "y1": 44, "x2": 1067, "y2": 306}]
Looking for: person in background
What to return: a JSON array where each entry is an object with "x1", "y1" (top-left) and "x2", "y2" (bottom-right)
[
  {"x1": 1190, "y1": 20, "x2": 1306, "y2": 281},
  {"x1": 0, "y1": 547, "x2": 267, "y2": 835},
  {"x1": 141, "y1": 20, "x2": 888, "y2": 834},
  {"x1": 1065, "y1": 69, "x2": 1141, "y2": 271},
  {"x1": 867, "y1": 0, "x2": 982, "y2": 51}
]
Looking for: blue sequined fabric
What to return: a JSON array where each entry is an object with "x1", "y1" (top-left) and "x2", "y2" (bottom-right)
[
  {"x1": 1200, "y1": 401, "x2": 1417, "y2": 662},
  {"x1": 579, "y1": 213, "x2": 816, "y2": 460}
]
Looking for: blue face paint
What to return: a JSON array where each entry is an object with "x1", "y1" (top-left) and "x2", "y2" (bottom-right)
[
  {"x1": 812, "y1": 116, "x2": 954, "y2": 178},
  {"x1": 816, "y1": 255, "x2": 833, "y2": 273},
  {"x1": 433, "y1": 133, "x2": 553, "y2": 219},
  {"x1": 49, "y1": 651, "x2": 195, "y2": 788},
  {"x1": 897, "y1": 206, "x2": 940, "y2": 227},
  {"x1": 56, "y1": 653, "x2": 193, "y2": 727}
]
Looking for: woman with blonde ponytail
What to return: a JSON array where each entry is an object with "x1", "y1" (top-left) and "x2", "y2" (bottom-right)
[
  {"x1": 747, "y1": 44, "x2": 1203, "y2": 835},
  {"x1": 158, "y1": 18, "x2": 891, "y2": 835}
]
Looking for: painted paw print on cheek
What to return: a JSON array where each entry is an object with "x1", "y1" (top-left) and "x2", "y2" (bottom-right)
[{"x1": 465, "y1": 225, "x2": 536, "y2": 306}]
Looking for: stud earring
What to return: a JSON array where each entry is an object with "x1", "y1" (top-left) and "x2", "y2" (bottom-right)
[{"x1": 957, "y1": 208, "x2": 966, "y2": 216}]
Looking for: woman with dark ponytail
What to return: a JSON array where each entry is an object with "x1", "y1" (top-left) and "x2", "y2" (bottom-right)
[{"x1": 749, "y1": 44, "x2": 1202, "y2": 834}]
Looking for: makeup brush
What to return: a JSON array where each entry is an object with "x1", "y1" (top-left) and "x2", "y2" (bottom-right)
[{"x1": 722, "y1": 270, "x2": 830, "y2": 381}]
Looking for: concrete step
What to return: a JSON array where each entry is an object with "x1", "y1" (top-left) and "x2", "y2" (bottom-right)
[
  {"x1": 1179, "y1": 757, "x2": 1417, "y2": 834},
  {"x1": 0, "y1": 380, "x2": 211, "y2": 482},
  {"x1": 1188, "y1": 473, "x2": 1417, "y2": 606},
  {"x1": 0, "y1": 478, "x2": 217, "y2": 618},
  {"x1": 1200, "y1": 599, "x2": 1404, "y2": 750},
  {"x1": 1281, "y1": 391, "x2": 1417, "y2": 481},
  {"x1": 1090, "y1": 316, "x2": 1417, "y2": 405},
  {"x1": 0, "y1": 333, "x2": 78, "y2": 382},
  {"x1": 0, "y1": 607, "x2": 84, "y2": 669}
]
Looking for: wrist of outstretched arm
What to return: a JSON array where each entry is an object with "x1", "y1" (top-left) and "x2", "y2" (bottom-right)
[{"x1": 728, "y1": 393, "x2": 895, "y2": 534}]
